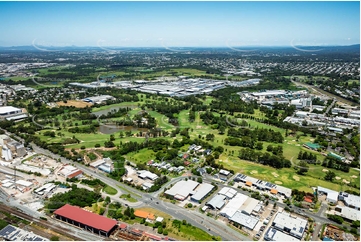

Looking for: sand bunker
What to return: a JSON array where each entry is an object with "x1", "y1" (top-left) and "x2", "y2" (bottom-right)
[
  {"x1": 293, "y1": 175, "x2": 300, "y2": 181},
  {"x1": 322, "y1": 169, "x2": 329, "y2": 172},
  {"x1": 275, "y1": 181, "x2": 283, "y2": 185},
  {"x1": 343, "y1": 179, "x2": 350, "y2": 184},
  {"x1": 272, "y1": 172, "x2": 279, "y2": 177},
  {"x1": 250, "y1": 170, "x2": 258, "y2": 174},
  {"x1": 351, "y1": 175, "x2": 358, "y2": 179},
  {"x1": 335, "y1": 176, "x2": 341, "y2": 180}
]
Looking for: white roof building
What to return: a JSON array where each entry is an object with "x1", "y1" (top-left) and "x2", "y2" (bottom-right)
[
  {"x1": 272, "y1": 212, "x2": 308, "y2": 239},
  {"x1": 220, "y1": 193, "x2": 248, "y2": 218},
  {"x1": 335, "y1": 205, "x2": 360, "y2": 221},
  {"x1": 164, "y1": 180, "x2": 199, "y2": 200},
  {"x1": 338, "y1": 192, "x2": 360, "y2": 210},
  {"x1": 15, "y1": 180, "x2": 32, "y2": 187},
  {"x1": 0, "y1": 106, "x2": 22, "y2": 116},
  {"x1": 264, "y1": 227, "x2": 300, "y2": 241},
  {"x1": 218, "y1": 187, "x2": 237, "y2": 199},
  {"x1": 229, "y1": 211, "x2": 259, "y2": 230},
  {"x1": 206, "y1": 194, "x2": 226, "y2": 210},
  {"x1": 138, "y1": 171, "x2": 158, "y2": 181},
  {"x1": 219, "y1": 169, "x2": 230, "y2": 176},
  {"x1": 317, "y1": 186, "x2": 338, "y2": 204},
  {"x1": 190, "y1": 183, "x2": 214, "y2": 202}
]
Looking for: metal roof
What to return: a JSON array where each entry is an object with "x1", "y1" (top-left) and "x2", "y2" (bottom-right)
[
  {"x1": 264, "y1": 227, "x2": 300, "y2": 241},
  {"x1": 272, "y1": 212, "x2": 307, "y2": 239},
  {"x1": 206, "y1": 194, "x2": 226, "y2": 209},
  {"x1": 54, "y1": 204, "x2": 117, "y2": 232},
  {"x1": 229, "y1": 211, "x2": 259, "y2": 230},
  {"x1": 165, "y1": 180, "x2": 199, "y2": 199},
  {"x1": 220, "y1": 193, "x2": 248, "y2": 218},
  {"x1": 191, "y1": 183, "x2": 214, "y2": 201}
]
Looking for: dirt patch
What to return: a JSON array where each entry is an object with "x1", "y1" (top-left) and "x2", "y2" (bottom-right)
[
  {"x1": 250, "y1": 170, "x2": 258, "y2": 174},
  {"x1": 293, "y1": 175, "x2": 300, "y2": 181},
  {"x1": 342, "y1": 179, "x2": 350, "y2": 184},
  {"x1": 322, "y1": 169, "x2": 329, "y2": 172},
  {"x1": 57, "y1": 100, "x2": 93, "y2": 108},
  {"x1": 275, "y1": 181, "x2": 283, "y2": 185},
  {"x1": 272, "y1": 172, "x2": 279, "y2": 177},
  {"x1": 335, "y1": 176, "x2": 341, "y2": 180}
]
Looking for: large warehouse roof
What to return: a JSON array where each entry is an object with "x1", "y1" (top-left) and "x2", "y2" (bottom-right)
[
  {"x1": 229, "y1": 211, "x2": 259, "y2": 230},
  {"x1": 206, "y1": 194, "x2": 226, "y2": 209},
  {"x1": 191, "y1": 183, "x2": 214, "y2": 201},
  {"x1": 165, "y1": 180, "x2": 199, "y2": 200},
  {"x1": 273, "y1": 212, "x2": 307, "y2": 239},
  {"x1": 0, "y1": 106, "x2": 21, "y2": 115},
  {"x1": 220, "y1": 193, "x2": 248, "y2": 218},
  {"x1": 54, "y1": 204, "x2": 117, "y2": 232}
]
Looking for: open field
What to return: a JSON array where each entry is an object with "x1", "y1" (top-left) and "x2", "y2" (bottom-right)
[{"x1": 56, "y1": 100, "x2": 93, "y2": 108}]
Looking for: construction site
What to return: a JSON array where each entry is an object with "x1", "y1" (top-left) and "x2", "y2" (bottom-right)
[{"x1": 322, "y1": 224, "x2": 358, "y2": 241}]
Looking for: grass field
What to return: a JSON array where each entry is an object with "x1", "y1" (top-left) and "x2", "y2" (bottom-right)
[{"x1": 103, "y1": 185, "x2": 118, "y2": 195}]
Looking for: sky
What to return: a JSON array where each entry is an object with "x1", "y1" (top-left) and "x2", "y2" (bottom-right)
[{"x1": 0, "y1": 1, "x2": 359, "y2": 47}]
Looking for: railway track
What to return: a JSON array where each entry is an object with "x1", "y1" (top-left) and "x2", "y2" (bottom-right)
[{"x1": 0, "y1": 204, "x2": 83, "y2": 241}]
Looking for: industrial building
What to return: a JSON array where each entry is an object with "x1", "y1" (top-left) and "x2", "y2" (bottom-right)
[
  {"x1": 206, "y1": 194, "x2": 226, "y2": 210},
  {"x1": 190, "y1": 183, "x2": 214, "y2": 203},
  {"x1": 34, "y1": 183, "x2": 57, "y2": 196},
  {"x1": 264, "y1": 227, "x2": 300, "y2": 241},
  {"x1": 82, "y1": 95, "x2": 115, "y2": 104},
  {"x1": 137, "y1": 170, "x2": 158, "y2": 181},
  {"x1": 219, "y1": 193, "x2": 248, "y2": 218},
  {"x1": 338, "y1": 192, "x2": 360, "y2": 210},
  {"x1": 234, "y1": 173, "x2": 292, "y2": 198},
  {"x1": 54, "y1": 204, "x2": 118, "y2": 237},
  {"x1": 317, "y1": 186, "x2": 338, "y2": 204},
  {"x1": 58, "y1": 165, "x2": 83, "y2": 179},
  {"x1": 218, "y1": 187, "x2": 237, "y2": 199},
  {"x1": 164, "y1": 180, "x2": 199, "y2": 201},
  {"x1": 334, "y1": 205, "x2": 360, "y2": 222},
  {"x1": 0, "y1": 106, "x2": 26, "y2": 120},
  {"x1": 272, "y1": 212, "x2": 308, "y2": 239},
  {"x1": 229, "y1": 210, "x2": 259, "y2": 230},
  {"x1": 0, "y1": 224, "x2": 48, "y2": 241}
]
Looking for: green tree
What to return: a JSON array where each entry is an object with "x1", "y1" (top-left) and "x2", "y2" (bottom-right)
[{"x1": 324, "y1": 171, "x2": 336, "y2": 182}]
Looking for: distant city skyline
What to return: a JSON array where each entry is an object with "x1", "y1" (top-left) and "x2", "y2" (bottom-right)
[{"x1": 0, "y1": 1, "x2": 359, "y2": 47}]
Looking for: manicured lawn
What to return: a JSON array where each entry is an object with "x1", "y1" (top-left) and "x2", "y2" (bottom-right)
[
  {"x1": 103, "y1": 185, "x2": 118, "y2": 195},
  {"x1": 125, "y1": 148, "x2": 155, "y2": 164}
]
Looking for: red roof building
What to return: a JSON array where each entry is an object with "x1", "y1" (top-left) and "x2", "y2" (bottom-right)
[
  {"x1": 119, "y1": 223, "x2": 127, "y2": 230},
  {"x1": 304, "y1": 197, "x2": 313, "y2": 203},
  {"x1": 54, "y1": 204, "x2": 117, "y2": 236}
]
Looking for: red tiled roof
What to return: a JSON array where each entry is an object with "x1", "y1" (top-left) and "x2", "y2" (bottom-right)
[
  {"x1": 54, "y1": 204, "x2": 117, "y2": 232},
  {"x1": 119, "y1": 223, "x2": 127, "y2": 229},
  {"x1": 304, "y1": 197, "x2": 313, "y2": 203}
]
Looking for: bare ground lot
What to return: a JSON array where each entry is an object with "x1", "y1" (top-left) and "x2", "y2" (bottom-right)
[{"x1": 56, "y1": 100, "x2": 93, "y2": 108}]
